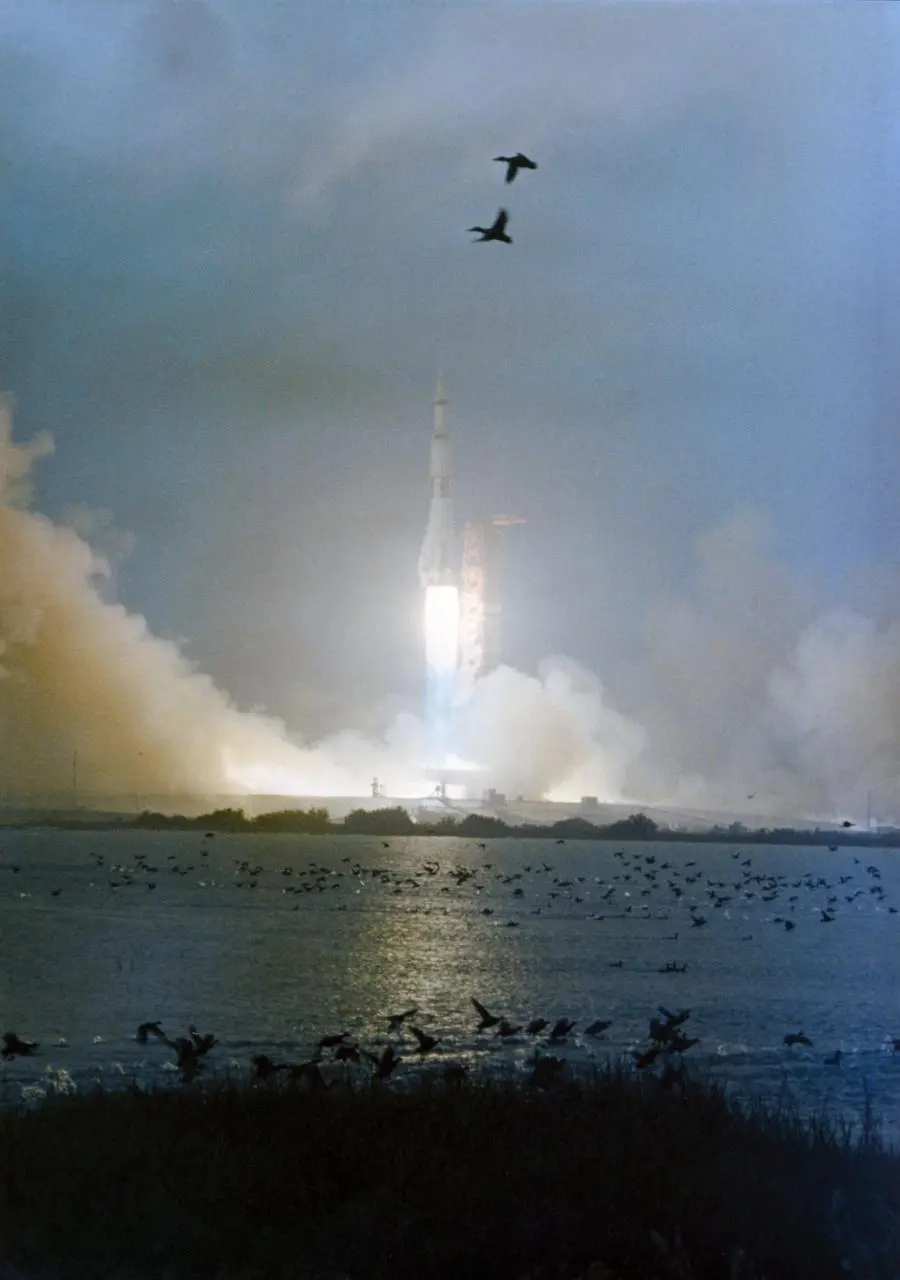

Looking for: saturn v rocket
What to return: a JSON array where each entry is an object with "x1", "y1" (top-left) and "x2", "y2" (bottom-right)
[
  {"x1": 418, "y1": 376, "x2": 459, "y2": 769},
  {"x1": 417, "y1": 375, "x2": 454, "y2": 590}
]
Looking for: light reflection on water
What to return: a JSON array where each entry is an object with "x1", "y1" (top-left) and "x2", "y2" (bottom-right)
[{"x1": 0, "y1": 830, "x2": 897, "y2": 1139}]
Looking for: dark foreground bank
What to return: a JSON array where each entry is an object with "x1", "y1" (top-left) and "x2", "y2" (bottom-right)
[{"x1": 0, "y1": 1067, "x2": 897, "y2": 1280}]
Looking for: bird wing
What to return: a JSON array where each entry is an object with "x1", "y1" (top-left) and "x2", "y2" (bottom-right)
[
  {"x1": 472, "y1": 998, "x2": 493, "y2": 1021},
  {"x1": 493, "y1": 209, "x2": 509, "y2": 233},
  {"x1": 410, "y1": 1026, "x2": 428, "y2": 1048}
]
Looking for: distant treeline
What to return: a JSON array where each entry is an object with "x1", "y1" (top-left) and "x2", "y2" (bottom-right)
[{"x1": 16, "y1": 805, "x2": 900, "y2": 846}]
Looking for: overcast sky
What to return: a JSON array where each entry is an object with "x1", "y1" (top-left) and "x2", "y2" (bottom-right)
[{"x1": 2, "y1": 1, "x2": 898, "y2": 743}]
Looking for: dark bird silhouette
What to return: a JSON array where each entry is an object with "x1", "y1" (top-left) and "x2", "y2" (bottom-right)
[
  {"x1": 409, "y1": 1026, "x2": 440, "y2": 1054},
  {"x1": 526, "y1": 1018, "x2": 548, "y2": 1036},
  {"x1": 549, "y1": 1017, "x2": 576, "y2": 1042},
  {"x1": 841, "y1": 820, "x2": 854, "y2": 828},
  {"x1": 363, "y1": 1044, "x2": 400, "y2": 1079},
  {"x1": 584, "y1": 1019, "x2": 612, "y2": 1036},
  {"x1": 784, "y1": 1031, "x2": 813, "y2": 1048},
  {"x1": 497, "y1": 1019, "x2": 523, "y2": 1037},
  {"x1": 387, "y1": 1007, "x2": 418, "y2": 1032},
  {"x1": 188, "y1": 1025, "x2": 217, "y2": 1055},
  {"x1": 633, "y1": 1045, "x2": 663, "y2": 1069},
  {"x1": 494, "y1": 152, "x2": 537, "y2": 183},
  {"x1": 135, "y1": 1021, "x2": 167, "y2": 1045},
  {"x1": 658, "y1": 1006, "x2": 691, "y2": 1027},
  {"x1": 472, "y1": 998, "x2": 501, "y2": 1030},
  {"x1": 2, "y1": 1032, "x2": 38, "y2": 1060},
  {"x1": 468, "y1": 208, "x2": 512, "y2": 244}
]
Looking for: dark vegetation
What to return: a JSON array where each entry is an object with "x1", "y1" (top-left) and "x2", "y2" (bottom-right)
[
  {"x1": 0, "y1": 1066, "x2": 896, "y2": 1280},
  {"x1": 12, "y1": 805, "x2": 900, "y2": 846}
]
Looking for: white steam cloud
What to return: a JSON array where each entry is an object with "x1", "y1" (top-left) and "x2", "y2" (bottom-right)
[{"x1": 1, "y1": 403, "x2": 897, "y2": 821}]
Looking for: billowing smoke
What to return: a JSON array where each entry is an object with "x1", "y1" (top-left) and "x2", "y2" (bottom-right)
[
  {"x1": 457, "y1": 659, "x2": 646, "y2": 804},
  {"x1": 0, "y1": 401, "x2": 426, "y2": 801},
  {"x1": 2, "y1": 402, "x2": 897, "y2": 820},
  {"x1": 615, "y1": 512, "x2": 900, "y2": 819}
]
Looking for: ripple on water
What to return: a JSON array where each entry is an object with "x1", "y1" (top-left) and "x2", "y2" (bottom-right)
[{"x1": 0, "y1": 831, "x2": 897, "y2": 1139}]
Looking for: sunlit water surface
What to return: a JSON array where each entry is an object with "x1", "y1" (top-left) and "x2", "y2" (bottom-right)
[{"x1": 0, "y1": 831, "x2": 897, "y2": 1141}]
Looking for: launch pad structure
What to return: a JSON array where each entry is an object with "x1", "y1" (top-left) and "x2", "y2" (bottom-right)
[{"x1": 458, "y1": 514, "x2": 525, "y2": 693}]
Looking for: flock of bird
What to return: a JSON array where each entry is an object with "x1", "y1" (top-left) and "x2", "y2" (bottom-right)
[
  {"x1": 6, "y1": 991, "x2": 898, "y2": 1096},
  {"x1": 7, "y1": 838, "x2": 896, "y2": 941},
  {"x1": 467, "y1": 150, "x2": 537, "y2": 245},
  {"x1": 1, "y1": 834, "x2": 898, "y2": 1102}
]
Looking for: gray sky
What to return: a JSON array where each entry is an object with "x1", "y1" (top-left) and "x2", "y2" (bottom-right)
[{"x1": 2, "y1": 1, "x2": 898, "y2": 765}]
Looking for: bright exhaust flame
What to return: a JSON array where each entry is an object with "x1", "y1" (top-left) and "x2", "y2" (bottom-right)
[{"x1": 424, "y1": 585, "x2": 460, "y2": 675}]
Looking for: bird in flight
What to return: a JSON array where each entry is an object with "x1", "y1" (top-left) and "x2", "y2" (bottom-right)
[
  {"x1": 2, "y1": 1032, "x2": 38, "y2": 1060},
  {"x1": 468, "y1": 208, "x2": 512, "y2": 244},
  {"x1": 387, "y1": 1007, "x2": 418, "y2": 1032},
  {"x1": 494, "y1": 152, "x2": 538, "y2": 184},
  {"x1": 472, "y1": 998, "x2": 501, "y2": 1030}
]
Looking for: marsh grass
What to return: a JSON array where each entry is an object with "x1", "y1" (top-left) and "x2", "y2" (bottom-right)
[{"x1": 0, "y1": 1063, "x2": 897, "y2": 1280}]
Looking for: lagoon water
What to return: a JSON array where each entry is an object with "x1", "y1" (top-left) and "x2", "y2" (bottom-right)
[{"x1": 0, "y1": 830, "x2": 897, "y2": 1140}]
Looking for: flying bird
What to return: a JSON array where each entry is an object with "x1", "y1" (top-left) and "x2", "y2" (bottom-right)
[
  {"x1": 135, "y1": 1021, "x2": 167, "y2": 1045},
  {"x1": 584, "y1": 1020, "x2": 612, "y2": 1036},
  {"x1": 472, "y1": 998, "x2": 501, "y2": 1030},
  {"x1": 2, "y1": 1032, "x2": 38, "y2": 1060},
  {"x1": 468, "y1": 208, "x2": 512, "y2": 244},
  {"x1": 363, "y1": 1044, "x2": 401, "y2": 1080},
  {"x1": 494, "y1": 152, "x2": 537, "y2": 183},
  {"x1": 409, "y1": 1026, "x2": 441, "y2": 1055},
  {"x1": 496, "y1": 1019, "x2": 523, "y2": 1038},
  {"x1": 549, "y1": 1017, "x2": 576, "y2": 1042},
  {"x1": 387, "y1": 1007, "x2": 418, "y2": 1031}
]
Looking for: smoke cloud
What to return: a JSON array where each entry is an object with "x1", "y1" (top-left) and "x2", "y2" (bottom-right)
[{"x1": 1, "y1": 402, "x2": 897, "y2": 821}]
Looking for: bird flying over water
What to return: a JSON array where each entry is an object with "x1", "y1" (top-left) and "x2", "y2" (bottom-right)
[
  {"x1": 363, "y1": 1044, "x2": 400, "y2": 1079},
  {"x1": 409, "y1": 1026, "x2": 441, "y2": 1054},
  {"x1": 584, "y1": 1019, "x2": 612, "y2": 1036},
  {"x1": 386, "y1": 1007, "x2": 418, "y2": 1031},
  {"x1": 494, "y1": 152, "x2": 537, "y2": 183},
  {"x1": 472, "y1": 998, "x2": 501, "y2": 1030},
  {"x1": 2, "y1": 1032, "x2": 38, "y2": 1059},
  {"x1": 468, "y1": 208, "x2": 512, "y2": 244},
  {"x1": 549, "y1": 1017, "x2": 576, "y2": 1042},
  {"x1": 135, "y1": 1021, "x2": 166, "y2": 1045}
]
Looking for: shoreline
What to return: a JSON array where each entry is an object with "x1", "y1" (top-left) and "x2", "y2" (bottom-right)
[{"x1": 2, "y1": 806, "x2": 898, "y2": 848}]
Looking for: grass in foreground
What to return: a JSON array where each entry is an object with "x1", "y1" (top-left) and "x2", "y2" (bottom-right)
[{"x1": 0, "y1": 1065, "x2": 897, "y2": 1280}]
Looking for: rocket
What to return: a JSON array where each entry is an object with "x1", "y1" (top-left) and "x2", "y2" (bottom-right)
[{"x1": 417, "y1": 375, "x2": 455, "y2": 589}]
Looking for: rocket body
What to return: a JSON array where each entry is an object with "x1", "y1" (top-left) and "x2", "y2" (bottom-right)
[{"x1": 417, "y1": 379, "x2": 455, "y2": 589}]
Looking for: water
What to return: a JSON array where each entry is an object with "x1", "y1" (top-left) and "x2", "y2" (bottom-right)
[{"x1": 0, "y1": 830, "x2": 897, "y2": 1140}]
